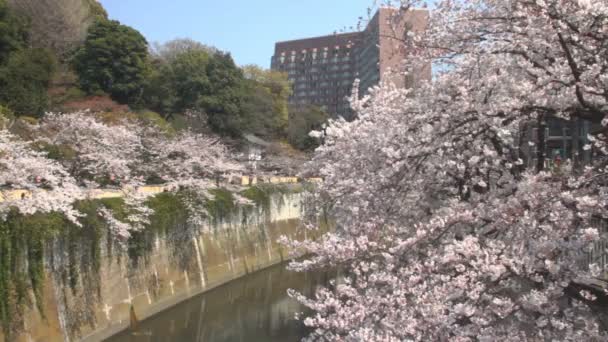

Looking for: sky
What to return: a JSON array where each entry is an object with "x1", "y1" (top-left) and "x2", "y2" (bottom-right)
[{"x1": 98, "y1": 0, "x2": 375, "y2": 68}]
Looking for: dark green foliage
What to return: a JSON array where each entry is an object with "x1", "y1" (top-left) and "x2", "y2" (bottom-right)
[
  {"x1": 170, "y1": 50, "x2": 211, "y2": 112},
  {"x1": 140, "y1": 61, "x2": 177, "y2": 115},
  {"x1": 0, "y1": 0, "x2": 28, "y2": 65},
  {"x1": 0, "y1": 48, "x2": 56, "y2": 116},
  {"x1": 33, "y1": 141, "x2": 77, "y2": 163},
  {"x1": 143, "y1": 49, "x2": 245, "y2": 136},
  {"x1": 239, "y1": 80, "x2": 282, "y2": 138},
  {"x1": 127, "y1": 192, "x2": 189, "y2": 266},
  {"x1": 199, "y1": 52, "x2": 244, "y2": 137},
  {"x1": 0, "y1": 211, "x2": 65, "y2": 336},
  {"x1": 205, "y1": 188, "x2": 236, "y2": 222},
  {"x1": 240, "y1": 66, "x2": 291, "y2": 138},
  {"x1": 0, "y1": 3, "x2": 55, "y2": 117},
  {"x1": 288, "y1": 105, "x2": 328, "y2": 150},
  {"x1": 72, "y1": 19, "x2": 150, "y2": 105},
  {"x1": 241, "y1": 186, "x2": 272, "y2": 212}
]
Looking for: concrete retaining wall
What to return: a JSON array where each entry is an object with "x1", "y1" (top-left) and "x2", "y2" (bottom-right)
[{"x1": 0, "y1": 192, "x2": 316, "y2": 342}]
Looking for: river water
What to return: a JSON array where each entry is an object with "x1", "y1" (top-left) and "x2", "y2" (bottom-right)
[{"x1": 105, "y1": 263, "x2": 330, "y2": 342}]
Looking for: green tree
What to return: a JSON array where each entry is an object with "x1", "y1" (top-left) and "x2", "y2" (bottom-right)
[
  {"x1": 72, "y1": 19, "x2": 150, "y2": 105},
  {"x1": 150, "y1": 38, "x2": 217, "y2": 62},
  {"x1": 288, "y1": 105, "x2": 328, "y2": 150},
  {"x1": 0, "y1": 0, "x2": 29, "y2": 64},
  {"x1": 0, "y1": 48, "x2": 56, "y2": 116},
  {"x1": 85, "y1": 0, "x2": 108, "y2": 19},
  {"x1": 170, "y1": 50, "x2": 211, "y2": 112},
  {"x1": 239, "y1": 80, "x2": 278, "y2": 138},
  {"x1": 140, "y1": 60, "x2": 177, "y2": 115},
  {"x1": 199, "y1": 52, "x2": 244, "y2": 136},
  {"x1": 142, "y1": 48, "x2": 245, "y2": 136},
  {"x1": 241, "y1": 65, "x2": 292, "y2": 138}
]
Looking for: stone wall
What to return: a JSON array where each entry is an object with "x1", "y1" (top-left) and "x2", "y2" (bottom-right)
[{"x1": 0, "y1": 192, "x2": 318, "y2": 342}]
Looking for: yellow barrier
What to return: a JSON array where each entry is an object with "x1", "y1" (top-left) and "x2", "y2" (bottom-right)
[
  {"x1": 0, "y1": 177, "x2": 321, "y2": 203},
  {"x1": 137, "y1": 186, "x2": 165, "y2": 195},
  {"x1": 1, "y1": 189, "x2": 31, "y2": 201},
  {"x1": 89, "y1": 189, "x2": 124, "y2": 199}
]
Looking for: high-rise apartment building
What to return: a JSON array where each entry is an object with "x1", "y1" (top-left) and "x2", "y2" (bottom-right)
[{"x1": 271, "y1": 8, "x2": 430, "y2": 119}]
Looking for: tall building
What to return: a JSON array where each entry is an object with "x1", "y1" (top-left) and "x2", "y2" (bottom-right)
[{"x1": 271, "y1": 8, "x2": 430, "y2": 119}]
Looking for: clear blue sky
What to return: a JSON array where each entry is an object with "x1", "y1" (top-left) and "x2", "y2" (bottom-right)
[{"x1": 98, "y1": 0, "x2": 375, "y2": 68}]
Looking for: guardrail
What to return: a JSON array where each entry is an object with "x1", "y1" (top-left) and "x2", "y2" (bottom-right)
[{"x1": 0, "y1": 176, "x2": 323, "y2": 203}]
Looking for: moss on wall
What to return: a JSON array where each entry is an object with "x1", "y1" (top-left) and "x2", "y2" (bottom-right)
[
  {"x1": 0, "y1": 184, "x2": 303, "y2": 337},
  {"x1": 0, "y1": 210, "x2": 67, "y2": 337},
  {"x1": 127, "y1": 192, "x2": 190, "y2": 266},
  {"x1": 204, "y1": 188, "x2": 236, "y2": 222}
]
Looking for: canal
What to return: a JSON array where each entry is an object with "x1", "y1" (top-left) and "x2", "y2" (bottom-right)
[{"x1": 105, "y1": 263, "x2": 330, "y2": 342}]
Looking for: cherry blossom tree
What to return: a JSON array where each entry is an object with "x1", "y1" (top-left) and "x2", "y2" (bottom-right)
[
  {"x1": 18, "y1": 111, "x2": 243, "y2": 237},
  {"x1": 286, "y1": 0, "x2": 608, "y2": 340},
  {"x1": 34, "y1": 111, "x2": 145, "y2": 187},
  {"x1": 0, "y1": 130, "x2": 84, "y2": 223},
  {"x1": 140, "y1": 129, "x2": 244, "y2": 226},
  {"x1": 143, "y1": 129, "x2": 242, "y2": 186}
]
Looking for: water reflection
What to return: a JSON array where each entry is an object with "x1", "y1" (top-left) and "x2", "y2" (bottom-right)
[{"x1": 105, "y1": 263, "x2": 330, "y2": 342}]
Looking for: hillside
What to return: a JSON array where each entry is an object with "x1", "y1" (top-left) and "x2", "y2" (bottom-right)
[{"x1": 6, "y1": 0, "x2": 107, "y2": 60}]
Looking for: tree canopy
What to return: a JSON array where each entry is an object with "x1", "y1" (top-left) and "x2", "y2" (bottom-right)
[
  {"x1": 0, "y1": 48, "x2": 55, "y2": 116},
  {"x1": 142, "y1": 46, "x2": 245, "y2": 137},
  {"x1": 287, "y1": 105, "x2": 327, "y2": 150},
  {"x1": 0, "y1": 0, "x2": 55, "y2": 117},
  {"x1": 72, "y1": 19, "x2": 150, "y2": 105},
  {"x1": 0, "y1": 0, "x2": 28, "y2": 64},
  {"x1": 241, "y1": 65, "x2": 292, "y2": 138}
]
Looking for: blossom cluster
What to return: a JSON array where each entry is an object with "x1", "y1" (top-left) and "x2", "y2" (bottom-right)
[
  {"x1": 288, "y1": 0, "x2": 608, "y2": 340},
  {"x1": 0, "y1": 111, "x2": 242, "y2": 236}
]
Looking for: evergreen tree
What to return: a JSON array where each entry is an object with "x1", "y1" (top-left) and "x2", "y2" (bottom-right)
[
  {"x1": 0, "y1": 0, "x2": 28, "y2": 64},
  {"x1": 72, "y1": 19, "x2": 150, "y2": 105},
  {"x1": 0, "y1": 48, "x2": 55, "y2": 117}
]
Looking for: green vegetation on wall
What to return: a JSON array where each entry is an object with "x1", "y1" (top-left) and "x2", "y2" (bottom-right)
[
  {"x1": 0, "y1": 184, "x2": 302, "y2": 337},
  {"x1": 204, "y1": 188, "x2": 236, "y2": 222},
  {"x1": 127, "y1": 192, "x2": 190, "y2": 266}
]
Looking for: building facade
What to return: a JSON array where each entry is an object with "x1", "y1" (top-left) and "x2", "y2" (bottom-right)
[
  {"x1": 520, "y1": 116, "x2": 596, "y2": 170},
  {"x1": 271, "y1": 8, "x2": 430, "y2": 119}
]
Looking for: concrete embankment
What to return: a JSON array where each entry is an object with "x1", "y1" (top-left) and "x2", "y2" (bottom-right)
[{"x1": 0, "y1": 190, "x2": 321, "y2": 342}]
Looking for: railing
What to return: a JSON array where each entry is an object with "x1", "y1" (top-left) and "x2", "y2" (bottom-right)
[{"x1": 585, "y1": 218, "x2": 608, "y2": 274}]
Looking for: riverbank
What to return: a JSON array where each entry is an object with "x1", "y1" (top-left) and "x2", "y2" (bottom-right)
[
  {"x1": 0, "y1": 186, "x2": 324, "y2": 342},
  {"x1": 106, "y1": 262, "x2": 332, "y2": 342}
]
